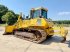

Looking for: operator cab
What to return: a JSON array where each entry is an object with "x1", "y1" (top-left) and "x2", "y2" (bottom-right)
[{"x1": 30, "y1": 7, "x2": 48, "y2": 19}]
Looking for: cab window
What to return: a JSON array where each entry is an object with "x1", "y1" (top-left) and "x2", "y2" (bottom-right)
[
  {"x1": 41, "y1": 9, "x2": 47, "y2": 19},
  {"x1": 33, "y1": 10, "x2": 40, "y2": 18}
]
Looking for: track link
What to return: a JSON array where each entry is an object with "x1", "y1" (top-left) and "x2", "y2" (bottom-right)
[{"x1": 14, "y1": 29, "x2": 47, "y2": 43}]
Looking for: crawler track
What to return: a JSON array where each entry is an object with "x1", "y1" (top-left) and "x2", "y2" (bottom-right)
[{"x1": 14, "y1": 29, "x2": 47, "y2": 43}]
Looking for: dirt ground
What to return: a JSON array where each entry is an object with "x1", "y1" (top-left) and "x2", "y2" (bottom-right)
[{"x1": 0, "y1": 27, "x2": 70, "y2": 52}]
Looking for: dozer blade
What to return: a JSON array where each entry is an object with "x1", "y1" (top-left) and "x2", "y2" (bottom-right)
[
  {"x1": 3, "y1": 32, "x2": 8, "y2": 35},
  {"x1": 3, "y1": 32, "x2": 13, "y2": 35}
]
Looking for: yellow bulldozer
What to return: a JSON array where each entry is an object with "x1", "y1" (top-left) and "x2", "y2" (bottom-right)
[{"x1": 3, "y1": 7, "x2": 68, "y2": 43}]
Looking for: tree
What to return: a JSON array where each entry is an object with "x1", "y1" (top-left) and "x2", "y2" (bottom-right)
[
  {"x1": 2, "y1": 11, "x2": 18, "y2": 25},
  {"x1": 0, "y1": 5, "x2": 8, "y2": 23}
]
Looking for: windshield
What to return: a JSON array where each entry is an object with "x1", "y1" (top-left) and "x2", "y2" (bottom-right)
[
  {"x1": 31, "y1": 9, "x2": 47, "y2": 19},
  {"x1": 33, "y1": 10, "x2": 40, "y2": 18}
]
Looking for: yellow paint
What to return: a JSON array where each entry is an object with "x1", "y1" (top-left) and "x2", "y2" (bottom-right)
[
  {"x1": 53, "y1": 26, "x2": 68, "y2": 37},
  {"x1": 5, "y1": 25, "x2": 14, "y2": 33},
  {"x1": 4, "y1": 7, "x2": 68, "y2": 38}
]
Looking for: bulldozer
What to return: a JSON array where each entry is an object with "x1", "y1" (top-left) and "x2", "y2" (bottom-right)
[{"x1": 3, "y1": 7, "x2": 68, "y2": 43}]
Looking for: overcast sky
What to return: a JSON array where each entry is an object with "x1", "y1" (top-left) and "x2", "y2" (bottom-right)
[{"x1": 0, "y1": 0, "x2": 70, "y2": 20}]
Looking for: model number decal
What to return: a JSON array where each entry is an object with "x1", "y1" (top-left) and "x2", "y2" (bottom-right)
[{"x1": 37, "y1": 19, "x2": 41, "y2": 25}]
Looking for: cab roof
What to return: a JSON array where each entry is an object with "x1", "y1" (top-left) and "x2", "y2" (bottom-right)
[{"x1": 31, "y1": 7, "x2": 48, "y2": 11}]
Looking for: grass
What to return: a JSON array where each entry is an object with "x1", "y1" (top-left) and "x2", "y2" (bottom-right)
[
  {"x1": 0, "y1": 24, "x2": 6, "y2": 27},
  {"x1": 54, "y1": 24, "x2": 70, "y2": 27}
]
